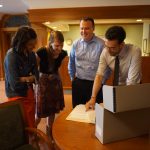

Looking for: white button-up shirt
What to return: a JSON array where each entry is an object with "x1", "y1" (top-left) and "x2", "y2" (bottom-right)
[{"x1": 97, "y1": 44, "x2": 142, "y2": 85}]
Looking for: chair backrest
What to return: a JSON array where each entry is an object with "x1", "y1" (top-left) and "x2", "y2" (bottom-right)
[{"x1": 0, "y1": 100, "x2": 27, "y2": 149}]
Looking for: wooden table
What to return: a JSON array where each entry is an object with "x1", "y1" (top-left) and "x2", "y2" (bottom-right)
[{"x1": 52, "y1": 110, "x2": 150, "y2": 150}]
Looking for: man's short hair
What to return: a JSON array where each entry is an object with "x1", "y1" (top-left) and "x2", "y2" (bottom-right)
[
  {"x1": 105, "y1": 26, "x2": 126, "y2": 44},
  {"x1": 80, "y1": 17, "x2": 95, "y2": 29}
]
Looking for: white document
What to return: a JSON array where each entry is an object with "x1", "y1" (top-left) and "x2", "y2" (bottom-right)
[{"x1": 66, "y1": 104, "x2": 95, "y2": 124}]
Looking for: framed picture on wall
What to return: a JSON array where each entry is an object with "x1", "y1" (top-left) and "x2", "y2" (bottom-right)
[{"x1": 66, "y1": 39, "x2": 73, "y2": 46}]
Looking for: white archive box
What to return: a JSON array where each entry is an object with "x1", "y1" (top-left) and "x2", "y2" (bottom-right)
[
  {"x1": 95, "y1": 103, "x2": 150, "y2": 144},
  {"x1": 103, "y1": 83, "x2": 150, "y2": 113}
]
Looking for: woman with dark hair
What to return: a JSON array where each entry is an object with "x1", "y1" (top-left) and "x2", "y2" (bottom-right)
[
  {"x1": 4, "y1": 26, "x2": 39, "y2": 127},
  {"x1": 36, "y1": 31, "x2": 67, "y2": 141}
]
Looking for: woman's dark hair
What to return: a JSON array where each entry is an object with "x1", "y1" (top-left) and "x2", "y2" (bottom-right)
[
  {"x1": 12, "y1": 26, "x2": 37, "y2": 54},
  {"x1": 80, "y1": 17, "x2": 95, "y2": 29},
  {"x1": 49, "y1": 30, "x2": 64, "y2": 44},
  {"x1": 105, "y1": 26, "x2": 126, "y2": 44}
]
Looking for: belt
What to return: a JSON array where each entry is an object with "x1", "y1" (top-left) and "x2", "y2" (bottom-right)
[{"x1": 76, "y1": 77, "x2": 94, "y2": 83}]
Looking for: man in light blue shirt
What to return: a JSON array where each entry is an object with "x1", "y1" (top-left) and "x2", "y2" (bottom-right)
[{"x1": 68, "y1": 17, "x2": 105, "y2": 108}]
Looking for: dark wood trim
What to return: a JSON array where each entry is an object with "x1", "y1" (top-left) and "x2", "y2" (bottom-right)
[
  {"x1": 0, "y1": 19, "x2": 2, "y2": 28},
  {"x1": 0, "y1": 29, "x2": 3, "y2": 79},
  {"x1": 1, "y1": 15, "x2": 10, "y2": 27},
  {"x1": 28, "y1": 5, "x2": 150, "y2": 23}
]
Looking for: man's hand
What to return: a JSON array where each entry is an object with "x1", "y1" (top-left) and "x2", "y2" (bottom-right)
[{"x1": 85, "y1": 97, "x2": 96, "y2": 111}]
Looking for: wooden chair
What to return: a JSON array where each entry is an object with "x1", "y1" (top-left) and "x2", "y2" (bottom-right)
[{"x1": 0, "y1": 100, "x2": 52, "y2": 150}]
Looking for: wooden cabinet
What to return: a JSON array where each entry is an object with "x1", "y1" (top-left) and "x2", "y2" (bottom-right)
[
  {"x1": 141, "y1": 57, "x2": 150, "y2": 83},
  {"x1": 59, "y1": 56, "x2": 71, "y2": 89}
]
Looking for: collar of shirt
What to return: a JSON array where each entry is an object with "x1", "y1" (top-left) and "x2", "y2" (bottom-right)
[
  {"x1": 118, "y1": 44, "x2": 129, "y2": 59},
  {"x1": 80, "y1": 34, "x2": 97, "y2": 44}
]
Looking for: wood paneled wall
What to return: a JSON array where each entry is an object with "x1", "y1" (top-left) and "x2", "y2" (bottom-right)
[
  {"x1": 31, "y1": 23, "x2": 48, "y2": 49},
  {"x1": 59, "y1": 56, "x2": 71, "y2": 89},
  {"x1": 28, "y1": 5, "x2": 150, "y2": 23},
  {"x1": 141, "y1": 57, "x2": 150, "y2": 83},
  {"x1": 0, "y1": 50, "x2": 3, "y2": 80}
]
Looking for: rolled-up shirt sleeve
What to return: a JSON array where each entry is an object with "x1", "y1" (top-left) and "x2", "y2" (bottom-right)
[{"x1": 127, "y1": 47, "x2": 141, "y2": 85}]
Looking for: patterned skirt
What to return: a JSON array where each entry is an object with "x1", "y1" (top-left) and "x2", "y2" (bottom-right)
[{"x1": 36, "y1": 73, "x2": 65, "y2": 118}]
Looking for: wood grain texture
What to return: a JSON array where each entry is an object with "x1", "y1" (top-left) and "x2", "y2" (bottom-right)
[
  {"x1": 28, "y1": 5, "x2": 150, "y2": 23},
  {"x1": 59, "y1": 56, "x2": 71, "y2": 89},
  {"x1": 141, "y1": 57, "x2": 150, "y2": 83},
  {"x1": 52, "y1": 110, "x2": 150, "y2": 150}
]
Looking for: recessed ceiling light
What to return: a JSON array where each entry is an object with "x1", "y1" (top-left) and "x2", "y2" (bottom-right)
[
  {"x1": 44, "y1": 21, "x2": 51, "y2": 25},
  {"x1": 136, "y1": 19, "x2": 142, "y2": 22},
  {"x1": 0, "y1": 4, "x2": 3, "y2": 7},
  {"x1": 52, "y1": 26, "x2": 57, "y2": 29}
]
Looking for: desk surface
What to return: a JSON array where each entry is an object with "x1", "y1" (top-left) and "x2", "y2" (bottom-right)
[{"x1": 52, "y1": 110, "x2": 150, "y2": 150}]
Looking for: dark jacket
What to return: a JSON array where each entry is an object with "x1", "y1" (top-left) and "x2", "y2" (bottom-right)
[{"x1": 4, "y1": 48, "x2": 39, "y2": 98}]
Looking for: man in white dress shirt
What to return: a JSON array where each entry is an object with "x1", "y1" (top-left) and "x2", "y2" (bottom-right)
[{"x1": 86, "y1": 25, "x2": 142, "y2": 111}]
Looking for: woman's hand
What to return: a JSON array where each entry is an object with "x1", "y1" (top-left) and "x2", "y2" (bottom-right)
[{"x1": 27, "y1": 75, "x2": 35, "y2": 83}]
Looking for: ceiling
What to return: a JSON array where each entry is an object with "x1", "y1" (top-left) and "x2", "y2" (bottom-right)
[
  {"x1": 0, "y1": 0, "x2": 150, "y2": 14},
  {"x1": 0, "y1": 0, "x2": 150, "y2": 30}
]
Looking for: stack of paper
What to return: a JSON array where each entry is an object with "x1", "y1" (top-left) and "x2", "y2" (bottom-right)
[{"x1": 66, "y1": 104, "x2": 95, "y2": 124}]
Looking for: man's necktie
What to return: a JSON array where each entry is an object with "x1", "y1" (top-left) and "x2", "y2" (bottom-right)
[{"x1": 113, "y1": 56, "x2": 120, "y2": 86}]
